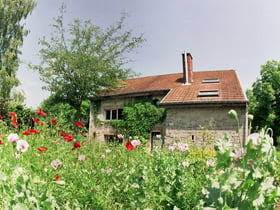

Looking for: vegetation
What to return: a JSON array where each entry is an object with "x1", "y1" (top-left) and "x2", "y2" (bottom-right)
[
  {"x1": 247, "y1": 60, "x2": 280, "y2": 146},
  {"x1": 0, "y1": 0, "x2": 36, "y2": 100},
  {"x1": 30, "y1": 4, "x2": 144, "y2": 121}
]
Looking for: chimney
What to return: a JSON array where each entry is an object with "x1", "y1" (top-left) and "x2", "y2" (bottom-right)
[{"x1": 182, "y1": 52, "x2": 193, "y2": 84}]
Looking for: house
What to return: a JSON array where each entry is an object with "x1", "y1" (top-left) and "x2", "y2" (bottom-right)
[{"x1": 89, "y1": 53, "x2": 248, "y2": 148}]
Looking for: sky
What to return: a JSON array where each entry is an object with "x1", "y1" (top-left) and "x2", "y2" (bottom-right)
[{"x1": 17, "y1": 0, "x2": 280, "y2": 108}]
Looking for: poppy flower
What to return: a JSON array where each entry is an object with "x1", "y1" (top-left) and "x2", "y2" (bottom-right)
[
  {"x1": 32, "y1": 119, "x2": 40, "y2": 123},
  {"x1": 11, "y1": 121, "x2": 19, "y2": 127},
  {"x1": 37, "y1": 147, "x2": 47, "y2": 152},
  {"x1": 37, "y1": 109, "x2": 47, "y2": 116},
  {"x1": 8, "y1": 112, "x2": 17, "y2": 116},
  {"x1": 64, "y1": 134, "x2": 74, "y2": 142},
  {"x1": 28, "y1": 129, "x2": 40, "y2": 134},
  {"x1": 7, "y1": 133, "x2": 19, "y2": 143},
  {"x1": 0, "y1": 140, "x2": 4, "y2": 145},
  {"x1": 125, "y1": 141, "x2": 134, "y2": 151},
  {"x1": 0, "y1": 115, "x2": 4, "y2": 119},
  {"x1": 75, "y1": 122, "x2": 84, "y2": 127},
  {"x1": 22, "y1": 131, "x2": 32, "y2": 135},
  {"x1": 59, "y1": 131, "x2": 67, "y2": 136},
  {"x1": 16, "y1": 140, "x2": 29, "y2": 153},
  {"x1": 53, "y1": 174, "x2": 60, "y2": 181},
  {"x1": 50, "y1": 119, "x2": 57, "y2": 125},
  {"x1": 73, "y1": 142, "x2": 81, "y2": 148},
  {"x1": 51, "y1": 159, "x2": 62, "y2": 169}
]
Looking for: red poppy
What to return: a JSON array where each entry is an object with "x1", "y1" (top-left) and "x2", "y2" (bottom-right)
[
  {"x1": 59, "y1": 131, "x2": 67, "y2": 136},
  {"x1": 75, "y1": 122, "x2": 84, "y2": 127},
  {"x1": 11, "y1": 117, "x2": 17, "y2": 122},
  {"x1": 33, "y1": 119, "x2": 40, "y2": 123},
  {"x1": 50, "y1": 119, "x2": 57, "y2": 125},
  {"x1": 0, "y1": 115, "x2": 4, "y2": 119},
  {"x1": 37, "y1": 109, "x2": 47, "y2": 116},
  {"x1": 73, "y1": 142, "x2": 81, "y2": 148},
  {"x1": 53, "y1": 174, "x2": 60, "y2": 181},
  {"x1": 28, "y1": 129, "x2": 40, "y2": 134},
  {"x1": 38, "y1": 147, "x2": 47, "y2": 152},
  {"x1": 64, "y1": 134, "x2": 74, "y2": 142},
  {"x1": 40, "y1": 123, "x2": 47, "y2": 126},
  {"x1": 0, "y1": 141, "x2": 4, "y2": 145},
  {"x1": 22, "y1": 131, "x2": 32, "y2": 135},
  {"x1": 11, "y1": 121, "x2": 18, "y2": 126},
  {"x1": 8, "y1": 112, "x2": 16, "y2": 116},
  {"x1": 125, "y1": 141, "x2": 134, "y2": 151}
]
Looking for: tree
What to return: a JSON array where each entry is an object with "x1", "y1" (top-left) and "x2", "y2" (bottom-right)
[
  {"x1": 31, "y1": 5, "x2": 144, "y2": 121},
  {"x1": 247, "y1": 60, "x2": 280, "y2": 144},
  {"x1": 0, "y1": 0, "x2": 36, "y2": 99}
]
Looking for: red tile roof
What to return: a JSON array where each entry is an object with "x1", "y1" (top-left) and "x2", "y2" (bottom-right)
[{"x1": 101, "y1": 70, "x2": 247, "y2": 104}]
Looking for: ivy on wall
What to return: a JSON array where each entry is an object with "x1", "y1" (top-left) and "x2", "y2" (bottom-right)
[{"x1": 110, "y1": 101, "x2": 165, "y2": 139}]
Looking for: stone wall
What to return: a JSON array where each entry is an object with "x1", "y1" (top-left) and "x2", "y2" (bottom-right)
[{"x1": 163, "y1": 105, "x2": 247, "y2": 148}]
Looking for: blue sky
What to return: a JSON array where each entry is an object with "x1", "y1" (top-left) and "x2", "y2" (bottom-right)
[{"x1": 18, "y1": 0, "x2": 280, "y2": 108}]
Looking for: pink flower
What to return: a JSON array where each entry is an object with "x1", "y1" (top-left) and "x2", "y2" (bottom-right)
[
  {"x1": 51, "y1": 159, "x2": 62, "y2": 169},
  {"x1": 131, "y1": 139, "x2": 141, "y2": 147},
  {"x1": 247, "y1": 133, "x2": 260, "y2": 147},
  {"x1": 107, "y1": 168, "x2": 113, "y2": 174},
  {"x1": 178, "y1": 142, "x2": 189, "y2": 152},
  {"x1": 182, "y1": 161, "x2": 190, "y2": 168},
  {"x1": 16, "y1": 140, "x2": 29, "y2": 152},
  {"x1": 117, "y1": 134, "x2": 124, "y2": 139},
  {"x1": 168, "y1": 145, "x2": 176, "y2": 152},
  {"x1": 14, "y1": 152, "x2": 20, "y2": 159},
  {"x1": 7, "y1": 133, "x2": 19, "y2": 143},
  {"x1": 206, "y1": 160, "x2": 215, "y2": 167},
  {"x1": 78, "y1": 155, "x2": 86, "y2": 161},
  {"x1": 230, "y1": 149, "x2": 244, "y2": 159}
]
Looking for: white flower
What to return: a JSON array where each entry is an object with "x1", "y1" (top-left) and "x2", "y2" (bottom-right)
[
  {"x1": 7, "y1": 133, "x2": 19, "y2": 143},
  {"x1": 16, "y1": 140, "x2": 29, "y2": 152},
  {"x1": 182, "y1": 161, "x2": 190, "y2": 168},
  {"x1": 131, "y1": 139, "x2": 141, "y2": 147},
  {"x1": 100, "y1": 154, "x2": 105, "y2": 159},
  {"x1": 168, "y1": 145, "x2": 176, "y2": 152},
  {"x1": 14, "y1": 152, "x2": 20, "y2": 159},
  {"x1": 105, "y1": 149, "x2": 111, "y2": 154},
  {"x1": 247, "y1": 133, "x2": 260, "y2": 147},
  {"x1": 206, "y1": 160, "x2": 215, "y2": 167},
  {"x1": 78, "y1": 155, "x2": 86, "y2": 161},
  {"x1": 51, "y1": 159, "x2": 62, "y2": 169},
  {"x1": 178, "y1": 142, "x2": 189, "y2": 152}
]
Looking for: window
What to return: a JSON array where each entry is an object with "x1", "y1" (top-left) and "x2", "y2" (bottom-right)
[
  {"x1": 105, "y1": 109, "x2": 123, "y2": 120},
  {"x1": 202, "y1": 78, "x2": 219, "y2": 83},
  {"x1": 198, "y1": 90, "x2": 219, "y2": 97}
]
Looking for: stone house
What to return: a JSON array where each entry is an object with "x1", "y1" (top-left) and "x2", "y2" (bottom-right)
[{"x1": 89, "y1": 53, "x2": 248, "y2": 147}]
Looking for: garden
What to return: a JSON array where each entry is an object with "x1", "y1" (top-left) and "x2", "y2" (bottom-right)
[{"x1": 0, "y1": 107, "x2": 279, "y2": 209}]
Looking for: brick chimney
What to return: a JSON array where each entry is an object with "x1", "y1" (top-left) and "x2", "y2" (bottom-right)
[{"x1": 182, "y1": 52, "x2": 193, "y2": 84}]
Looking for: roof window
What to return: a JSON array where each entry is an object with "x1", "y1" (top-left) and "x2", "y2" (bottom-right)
[
  {"x1": 198, "y1": 90, "x2": 219, "y2": 97},
  {"x1": 202, "y1": 78, "x2": 220, "y2": 83}
]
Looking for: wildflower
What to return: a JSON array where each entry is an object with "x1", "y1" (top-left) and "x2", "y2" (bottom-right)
[
  {"x1": 54, "y1": 174, "x2": 60, "y2": 181},
  {"x1": 64, "y1": 134, "x2": 74, "y2": 142},
  {"x1": 0, "y1": 141, "x2": 4, "y2": 145},
  {"x1": 50, "y1": 119, "x2": 57, "y2": 125},
  {"x1": 182, "y1": 161, "x2": 190, "y2": 168},
  {"x1": 9, "y1": 112, "x2": 17, "y2": 116},
  {"x1": 22, "y1": 131, "x2": 32, "y2": 135},
  {"x1": 117, "y1": 134, "x2": 124, "y2": 139},
  {"x1": 14, "y1": 153, "x2": 20, "y2": 159},
  {"x1": 11, "y1": 121, "x2": 19, "y2": 127},
  {"x1": 178, "y1": 142, "x2": 189, "y2": 152},
  {"x1": 0, "y1": 115, "x2": 3, "y2": 119},
  {"x1": 16, "y1": 140, "x2": 29, "y2": 153},
  {"x1": 32, "y1": 119, "x2": 40, "y2": 123},
  {"x1": 230, "y1": 149, "x2": 244, "y2": 159},
  {"x1": 71, "y1": 142, "x2": 81, "y2": 150},
  {"x1": 100, "y1": 154, "x2": 106, "y2": 159},
  {"x1": 37, "y1": 147, "x2": 48, "y2": 152},
  {"x1": 247, "y1": 133, "x2": 260, "y2": 147},
  {"x1": 107, "y1": 168, "x2": 113, "y2": 174},
  {"x1": 51, "y1": 159, "x2": 62, "y2": 169},
  {"x1": 131, "y1": 139, "x2": 141, "y2": 147},
  {"x1": 28, "y1": 129, "x2": 40, "y2": 134},
  {"x1": 105, "y1": 149, "x2": 111, "y2": 154},
  {"x1": 75, "y1": 122, "x2": 84, "y2": 127},
  {"x1": 125, "y1": 141, "x2": 134, "y2": 151},
  {"x1": 7, "y1": 133, "x2": 19, "y2": 143},
  {"x1": 59, "y1": 131, "x2": 67, "y2": 136},
  {"x1": 206, "y1": 160, "x2": 215, "y2": 167},
  {"x1": 168, "y1": 145, "x2": 176, "y2": 152},
  {"x1": 37, "y1": 109, "x2": 47, "y2": 116},
  {"x1": 78, "y1": 155, "x2": 86, "y2": 161}
]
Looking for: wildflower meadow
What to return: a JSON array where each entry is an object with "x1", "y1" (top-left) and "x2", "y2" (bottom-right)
[{"x1": 0, "y1": 109, "x2": 279, "y2": 209}]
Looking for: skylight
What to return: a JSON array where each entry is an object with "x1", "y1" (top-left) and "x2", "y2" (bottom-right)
[
  {"x1": 198, "y1": 90, "x2": 219, "y2": 97},
  {"x1": 202, "y1": 78, "x2": 220, "y2": 83}
]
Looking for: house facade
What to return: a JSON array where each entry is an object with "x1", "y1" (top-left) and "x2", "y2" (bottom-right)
[{"x1": 89, "y1": 53, "x2": 248, "y2": 147}]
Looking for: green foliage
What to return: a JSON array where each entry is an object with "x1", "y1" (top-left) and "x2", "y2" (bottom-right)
[
  {"x1": 198, "y1": 129, "x2": 280, "y2": 209},
  {"x1": 0, "y1": 0, "x2": 36, "y2": 99},
  {"x1": 111, "y1": 102, "x2": 165, "y2": 139},
  {"x1": 247, "y1": 60, "x2": 280, "y2": 144},
  {"x1": 30, "y1": 4, "x2": 144, "y2": 121}
]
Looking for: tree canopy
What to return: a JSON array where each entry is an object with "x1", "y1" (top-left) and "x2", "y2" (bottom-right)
[
  {"x1": 247, "y1": 60, "x2": 280, "y2": 144},
  {"x1": 0, "y1": 0, "x2": 36, "y2": 99},
  {"x1": 31, "y1": 5, "x2": 144, "y2": 120}
]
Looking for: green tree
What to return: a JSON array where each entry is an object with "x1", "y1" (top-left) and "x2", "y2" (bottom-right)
[
  {"x1": 0, "y1": 0, "x2": 36, "y2": 99},
  {"x1": 31, "y1": 5, "x2": 144, "y2": 121},
  {"x1": 247, "y1": 60, "x2": 280, "y2": 143}
]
